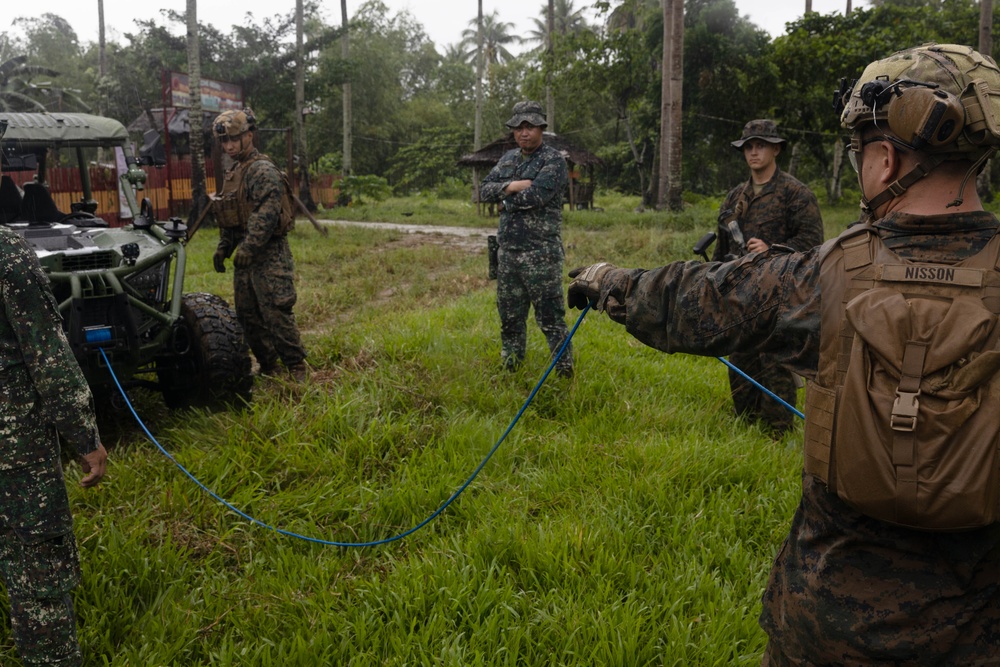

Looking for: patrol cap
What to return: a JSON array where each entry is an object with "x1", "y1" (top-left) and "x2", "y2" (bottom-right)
[
  {"x1": 214, "y1": 108, "x2": 256, "y2": 138},
  {"x1": 731, "y1": 119, "x2": 786, "y2": 150},
  {"x1": 505, "y1": 101, "x2": 547, "y2": 129}
]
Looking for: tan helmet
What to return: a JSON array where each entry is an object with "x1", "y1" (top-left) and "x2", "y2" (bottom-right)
[
  {"x1": 838, "y1": 43, "x2": 1000, "y2": 161},
  {"x1": 213, "y1": 108, "x2": 256, "y2": 139}
]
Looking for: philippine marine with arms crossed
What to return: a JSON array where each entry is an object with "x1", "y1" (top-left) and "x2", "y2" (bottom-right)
[{"x1": 480, "y1": 100, "x2": 573, "y2": 378}]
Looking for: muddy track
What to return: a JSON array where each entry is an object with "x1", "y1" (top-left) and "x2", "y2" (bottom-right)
[{"x1": 322, "y1": 220, "x2": 496, "y2": 251}]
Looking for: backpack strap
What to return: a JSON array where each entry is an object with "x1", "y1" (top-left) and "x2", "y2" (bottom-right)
[
  {"x1": 721, "y1": 186, "x2": 751, "y2": 256},
  {"x1": 235, "y1": 153, "x2": 269, "y2": 221},
  {"x1": 836, "y1": 229, "x2": 879, "y2": 386},
  {"x1": 892, "y1": 341, "x2": 926, "y2": 526}
]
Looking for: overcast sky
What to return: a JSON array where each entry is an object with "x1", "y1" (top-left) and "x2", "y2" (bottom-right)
[{"x1": 23, "y1": 0, "x2": 862, "y2": 50}]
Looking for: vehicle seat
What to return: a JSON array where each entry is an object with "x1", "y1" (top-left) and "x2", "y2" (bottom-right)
[
  {"x1": 18, "y1": 182, "x2": 66, "y2": 224},
  {"x1": 0, "y1": 175, "x2": 21, "y2": 224}
]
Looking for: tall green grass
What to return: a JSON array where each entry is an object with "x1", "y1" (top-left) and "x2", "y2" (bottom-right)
[{"x1": 5, "y1": 195, "x2": 864, "y2": 665}]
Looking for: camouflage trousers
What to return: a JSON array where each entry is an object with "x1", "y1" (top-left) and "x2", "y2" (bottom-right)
[
  {"x1": 728, "y1": 351, "x2": 798, "y2": 436},
  {"x1": 233, "y1": 238, "x2": 307, "y2": 371},
  {"x1": 760, "y1": 641, "x2": 792, "y2": 666},
  {"x1": 0, "y1": 455, "x2": 82, "y2": 666},
  {"x1": 496, "y1": 245, "x2": 572, "y2": 373}
]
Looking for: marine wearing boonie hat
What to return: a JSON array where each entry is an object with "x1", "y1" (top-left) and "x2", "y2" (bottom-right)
[
  {"x1": 505, "y1": 101, "x2": 548, "y2": 128},
  {"x1": 731, "y1": 119, "x2": 787, "y2": 150}
]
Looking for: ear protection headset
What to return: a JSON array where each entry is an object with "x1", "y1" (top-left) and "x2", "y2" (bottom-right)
[{"x1": 857, "y1": 78, "x2": 965, "y2": 150}]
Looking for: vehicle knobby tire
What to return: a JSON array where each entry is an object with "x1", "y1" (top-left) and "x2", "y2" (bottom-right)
[{"x1": 159, "y1": 292, "x2": 252, "y2": 410}]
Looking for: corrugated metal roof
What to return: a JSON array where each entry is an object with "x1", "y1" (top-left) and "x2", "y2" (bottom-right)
[{"x1": 457, "y1": 132, "x2": 602, "y2": 168}]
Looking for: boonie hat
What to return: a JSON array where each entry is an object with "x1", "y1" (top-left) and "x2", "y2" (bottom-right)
[
  {"x1": 731, "y1": 119, "x2": 786, "y2": 150},
  {"x1": 505, "y1": 101, "x2": 548, "y2": 129}
]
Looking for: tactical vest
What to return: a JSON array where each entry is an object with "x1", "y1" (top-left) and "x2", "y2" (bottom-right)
[
  {"x1": 212, "y1": 157, "x2": 248, "y2": 229},
  {"x1": 212, "y1": 153, "x2": 296, "y2": 234},
  {"x1": 804, "y1": 225, "x2": 1000, "y2": 530}
]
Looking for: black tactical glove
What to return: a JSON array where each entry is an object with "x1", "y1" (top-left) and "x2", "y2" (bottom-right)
[
  {"x1": 567, "y1": 262, "x2": 615, "y2": 310},
  {"x1": 213, "y1": 245, "x2": 228, "y2": 273},
  {"x1": 233, "y1": 245, "x2": 253, "y2": 269}
]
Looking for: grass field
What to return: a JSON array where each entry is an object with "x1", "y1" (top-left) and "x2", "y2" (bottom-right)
[{"x1": 1, "y1": 193, "x2": 876, "y2": 665}]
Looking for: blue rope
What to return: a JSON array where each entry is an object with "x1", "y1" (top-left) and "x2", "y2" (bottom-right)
[
  {"x1": 716, "y1": 356, "x2": 805, "y2": 420},
  {"x1": 99, "y1": 305, "x2": 590, "y2": 548}
]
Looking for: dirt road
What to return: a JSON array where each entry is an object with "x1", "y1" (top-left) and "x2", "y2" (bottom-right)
[{"x1": 323, "y1": 220, "x2": 496, "y2": 250}]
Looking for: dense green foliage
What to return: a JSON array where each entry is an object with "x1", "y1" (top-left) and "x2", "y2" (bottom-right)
[{"x1": 4, "y1": 0, "x2": 998, "y2": 202}]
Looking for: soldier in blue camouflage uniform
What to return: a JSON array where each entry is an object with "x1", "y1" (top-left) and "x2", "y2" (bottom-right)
[
  {"x1": 714, "y1": 120, "x2": 824, "y2": 437},
  {"x1": 0, "y1": 118, "x2": 108, "y2": 666},
  {"x1": 211, "y1": 109, "x2": 308, "y2": 381},
  {"x1": 568, "y1": 44, "x2": 1000, "y2": 664},
  {"x1": 480, "y1": 101, "x2": 573, "y2": 377}
]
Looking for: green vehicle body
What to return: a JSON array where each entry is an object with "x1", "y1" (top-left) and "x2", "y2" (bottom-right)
[{"x1": 0, "y1": 111, "x2": 252, "y2": 410}]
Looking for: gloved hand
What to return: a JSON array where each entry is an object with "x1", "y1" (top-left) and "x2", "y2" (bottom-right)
[
  {"x1": 233, "y1": 245, "x2": 253, "y2": 269},
  {"x1": 567, "y1": 262, "x2": 615, "y2": 310},
  {"x1": 213, "y1": 246, "x2": 228, "y2": 273}
]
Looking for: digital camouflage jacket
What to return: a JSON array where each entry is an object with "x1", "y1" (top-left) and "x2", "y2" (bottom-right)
[
  {"x1": 713, "y1": 168, "x2": 824, "y2": 261},
  {"x1": 0, "y1": 227, "x2": 98, "y2": 466},
  {"x1": 599, "y1": 210, "x2": 1000, "y2": 664},
  {"x1": 218, "y1": 148, "x2": 288, "y2": 262},
  {"x1": 479, "y1": 142, "x2": 568, "y2": 253}
]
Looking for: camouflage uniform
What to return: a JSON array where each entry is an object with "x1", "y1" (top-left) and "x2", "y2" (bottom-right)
[
  {"x1": 480, "y1": 141, "x2": 572, "y2": 375},
  {"x1": 216, "y1": 147, "x2": 307, "y2": 375},
  {"x1": 593, "y1": 210, "x2": 1000, "y2": 664},
  {"x1": 0, "y1": 226, "x2": 101, "y2": 666},
  {"x1": 713, "y1": 168, "x2": 824, "y2": 435}
]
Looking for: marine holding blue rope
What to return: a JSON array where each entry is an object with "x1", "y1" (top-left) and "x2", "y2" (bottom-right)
[{"x1": 568, "y1": 43, "x2": 1000, "y2": 666}]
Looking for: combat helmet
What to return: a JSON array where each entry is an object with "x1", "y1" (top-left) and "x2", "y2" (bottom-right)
[
  {"x1": 836, "y1": 43, "x2": 1000, "y2": 212},
  {"x1": 213, "y1": 108, "x2": 256, "y2": 139}
]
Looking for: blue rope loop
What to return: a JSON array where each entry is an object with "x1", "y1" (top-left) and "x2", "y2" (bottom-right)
[
  {"x1": 100, "y1": 301, "x2": 798, "y2": 549},
  {"x1": 98, "y1": 304, "x2": 590, "y2": 548},
  {"x1": 716, "y1": 356, "x2": 805, "y2": 420}
]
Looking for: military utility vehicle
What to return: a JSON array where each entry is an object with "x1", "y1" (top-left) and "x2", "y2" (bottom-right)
[{"x1": 0, "y1": 111, "x2": 251, "y2": 409}]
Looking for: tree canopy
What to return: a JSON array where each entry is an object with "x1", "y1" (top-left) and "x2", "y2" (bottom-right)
[{"x1": 3, "y1": 0, "x2": 998, "y2": 202}]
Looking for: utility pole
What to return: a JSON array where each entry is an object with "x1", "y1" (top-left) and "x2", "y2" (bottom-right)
[{"x1": 341, "y1": 0, "x2": 352, "y2": 178}]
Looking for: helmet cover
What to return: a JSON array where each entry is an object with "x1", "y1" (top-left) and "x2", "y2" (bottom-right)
[
  {"x1": 213, "y1": 109, "x2": 256, "y2": 138},
  {"x1": 839, "y1": 43, "x2": 1000, "y2": 160}
]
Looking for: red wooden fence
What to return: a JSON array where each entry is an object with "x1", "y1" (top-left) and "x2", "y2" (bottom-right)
[{"x1": 9, "y1": 158, "x2": 339, "y2": 227}]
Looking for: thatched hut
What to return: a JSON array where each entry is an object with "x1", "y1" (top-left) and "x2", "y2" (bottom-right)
[{"x1": 457, "y1": 132, "x2": 601, "y2": 213}]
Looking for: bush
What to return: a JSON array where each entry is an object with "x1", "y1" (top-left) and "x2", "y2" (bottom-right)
[
  {"x1": 435, "y1": 176, "x2": 470, "y2": 200},
  {"x1": 342, "y1": 174, "x2": 392, "y2": 204}
]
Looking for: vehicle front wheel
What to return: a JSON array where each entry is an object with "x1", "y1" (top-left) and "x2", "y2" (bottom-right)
[{"x1": 158, "y1": 292, "x2": 252, "y2": 409}]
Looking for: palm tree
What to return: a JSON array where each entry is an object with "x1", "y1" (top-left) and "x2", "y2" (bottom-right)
[
  {"x1": 186, "y1": 0, "x2": 208, "y2": 225},
  {"x1": 606, "y1": 0, "x2": 659, "y2": 33},
  {"x1": 525, "y1": 0, "x2": 593, "y2": 46},
  {"x1": 460, "y1": 11, "x2": 521, "y2": 68},
  {"x1": 0, "y1": 55, "x2": 85, "y2": 111}
]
